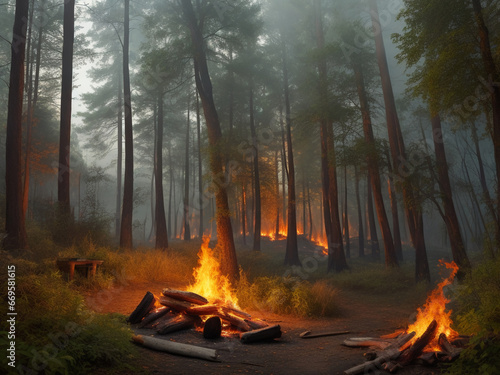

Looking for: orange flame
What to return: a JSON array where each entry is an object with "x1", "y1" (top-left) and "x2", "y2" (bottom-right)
[
  {"x1": 406, "y1": 260, "x2": 459, "y2": 350},
  {"x1": 187, "y1": 236, "x2": 239, "y2": 308}
]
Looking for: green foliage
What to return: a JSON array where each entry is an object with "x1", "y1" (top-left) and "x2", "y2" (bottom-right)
[
  {"x1": 236, "y1": 273, "x2": 340, "y2": 317},
  {"x1": 445, "y1": 256, "x2": 500, "y2": 374}
]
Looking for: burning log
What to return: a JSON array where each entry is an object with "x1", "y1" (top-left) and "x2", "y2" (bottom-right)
[
  {"x1": 162, "y1": 288, "x2": 208, "y2": 305},
  {"x1": 364, "y1": 332, "x2": 416, "y2": 361},
  {"x1": 398, "y1": 320, "x2": 438, "y2": 366},
  {"x1": 220, "y1": 305, "x2": 252, "y2": 320},
  {"x1": 132, "y1": 335, "x2": 218, "y2": 361},
  {"x1": 128, "y1": 291, "x2": 157, "y2": 324},
  {"x1": 245, "y1": 318, "x2": 269, "y2": 330},
  {"x1": 240, "y1": 324, "x2": 282, "y2": 343},
  {"x1": 159, "y1": 295, "x2": 194, "y2": 312},
  {"x1": 218, "y1": 311, "x2": 252, "y2": 331},
  {"x1": 138, "y1": 307, "x2": 171, "y2": 328},
  {"x1": 438, "y1": 332, "x2": 463, "y2": 361},
  {"x1": 203, "y1": 316, "x2": 222, "y2": 339},
  {"x1": 156, "y1": 314, "x2": 198, "y2": 335},
  {"x1": 186, "y1": 304, "x2": 220, "y2": 316}
]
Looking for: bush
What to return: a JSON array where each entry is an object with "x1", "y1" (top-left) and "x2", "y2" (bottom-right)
[
  {"x1": 236, "y1": 273, "x2": 340, "y2": 317},
  {"x1": 445, "y1": 256, "x2": 500, "y2": 374}
]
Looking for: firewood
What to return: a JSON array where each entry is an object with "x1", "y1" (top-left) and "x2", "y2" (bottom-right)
[
  {"x1": 240, "y1": 324, "x2": 282, "y2": 343},
  {"x1": 162, "y1": 288, "x2": 208, "y2": 305},
  {"x1": 128, "y1": 291, "x2": 157, "y2": 324},
  {"x1": 343, "y1": 337, "x2": 393, "y2": 350},
  {"x1": 381, "y1": 361, "x2": 402, "y2": 373},
  {"x1": 218, "y1": 311, "x2": 252, "y2": 331},
  {"x1": 397, "y1": 320, "x2": 438, "y2": 366},
  {"x1": 344, "y1": 348, "x2": 401, "y2": 375},
  {"x1": 186, "y1": 304, "x2": 220, "y2": 316},
  {"x1": 245, "y1": 318, "x2": 268, "y2": 330},
  {"x1": 156, "y1": 314, "x2": 198, "y2": 335},
  {"x1": 364, "y1": 332, "x2": 416, "y2": 361},
  {"x1": 138, "y1": 307, "x2": 171, "y2": 328},
  {"x1": 220, "y1": 305, "x2": 252, "y2": 319},
  {"x1": 203, "y1": 316, "x2": 222, "y2": 339},
  {"x1": 159, "y1": 295, "x2": 194, "y2": 312},
  {"x1": 438, "y1": 333, "x2": 462, "y2": 361},
  {"x1": 417, "y1": 351, "x2": 438, "y2": 366},
  {"x1": 132, "y1": 334, "x2": 218, "y2": 361}
]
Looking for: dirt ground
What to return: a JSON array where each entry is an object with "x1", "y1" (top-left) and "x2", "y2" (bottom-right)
[{"x1": 87, "y1": 280, "x2": 444, "y2": 375}]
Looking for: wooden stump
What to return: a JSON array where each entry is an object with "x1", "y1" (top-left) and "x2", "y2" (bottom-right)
[{"x1": 203, "y1": 316, "x2": 222, "y2": 339}]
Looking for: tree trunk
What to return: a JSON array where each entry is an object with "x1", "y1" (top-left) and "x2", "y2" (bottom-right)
[
  {"x1": 280, "y1": 107, "x2": 287, "y2": 228},
  {"x1": 120, "y1": 0, "x2": 134, "y2": 249},
  {"x1": 155, "y1": 93, "x2": 169, "y2": 249},
  {"x1": 241, "y1": 184, "x2": 247, "y2": 244},
  {"x1": 307, "y1": 178, "x2": 313, "y2": 239},
  {"x1": 168, "y1": 144, "x2": 173, "y2": 238},
  {"x1": 181, "y1": 0, "x2": 238, "y2": 280},
  {"x1": 353, "y1": 61, "x2": 398, "y2": 267},
  {"x1": 249, "y1": 87, "x2": 261, "y2": 251},
  {"x1": 471, "y1": 0, "x2": 500, "y2": 250},
  {"x1": 4, "y1": 0, "x2": 29, "y2": 250},
  {"x1": 58, "y1": 0, "x2": 75, "y2": 214},
  {"x1": 343, "y1": 165, "x2": 350, "y2": 258},
  {"x1": 354, "y1": 166, "x2": 365, "y2": 257},
  {"x1": 275, "y1": 150, "x2": 280, "y2": 239},
  {"x1": 385, "y1": 148, "x2": 403, "y2": 260},
  {"x1": 370, "y1": 0, "x2": 428, "y2": 281},
  {"x1": 431, "y1": 114, "x2": 470, "y2": 275},
  {"x1": 196, "y1": 91, "x2": 203, "y2": 237},
  {"x1": 183, "y1": 96, "x2": 191, "y2": 240},
  {"x1": 366, "y1": 171, "x2": 380, "y2": 259},
  {"x1": 116, "y1": 74, "x2": 123, "y2": 239},
  {"x1": 281, "y1": 37, "x2": 300, "y2": 266}
]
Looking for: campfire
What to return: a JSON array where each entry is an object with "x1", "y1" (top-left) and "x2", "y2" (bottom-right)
[
  {"x1": 343, "y1": 260, "x2": 469, "y2": 374},
  {"x1": 128, "y1": 236, "x2": 281, "y2": 361}
]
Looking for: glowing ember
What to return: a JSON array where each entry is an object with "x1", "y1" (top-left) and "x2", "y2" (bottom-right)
[
  {"x1": 406, "y1": 260, "x2": 459, "y2": 350},
  {"x1": 187, "y1": 236, "x2": 239, "y2": 308}
]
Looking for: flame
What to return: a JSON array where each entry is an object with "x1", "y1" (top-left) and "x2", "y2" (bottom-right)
[
  {"x1": 187, "y1": 236, "x2": 239, "y2": 308},
  {"x1": 406, "y1": 260, "x2": 459, "y2": 350}
]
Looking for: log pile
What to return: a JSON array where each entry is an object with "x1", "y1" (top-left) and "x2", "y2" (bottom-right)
[
  {"x1": 128, "y1": 288, "x2": 281, "y2": 344},
  {"x1": 343, "y1": 320, "x2": 468, "y2": 374}
]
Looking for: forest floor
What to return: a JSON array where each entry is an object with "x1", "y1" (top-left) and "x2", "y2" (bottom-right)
[{"x1": 87, "y1": 279, "x2": 444, "y2": 375}]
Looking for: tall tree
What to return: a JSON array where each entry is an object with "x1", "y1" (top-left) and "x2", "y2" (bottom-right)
[
  {"x1": 183, "y1": 94, "x2": 191, "y2": 240},
  {"x1": 4, "y1": 0, "x2": 29, "y2": 250},
  {"x1": 180, "y1": 0, "x2": 238, "y2": 280},
  {"x1": 58, "y1": 0, "x2": 75, "y2": 214},
  {"x1": 120, "y1": 0, "x2": 133, "y2": 248},
  {"x1": 155, "y1": 92, "x2": 168, "y2": 249},
  {"x1": 249, "y1": 86, "x2": 261, "y2": 251}
]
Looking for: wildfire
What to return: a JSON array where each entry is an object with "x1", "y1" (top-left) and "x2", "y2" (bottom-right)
[
  {"x1": 405, "y1": 260, "x2": 459, "y2": 350},
  {"x1": 187, "y1": 236, "x2": 239, "y2": 309}
]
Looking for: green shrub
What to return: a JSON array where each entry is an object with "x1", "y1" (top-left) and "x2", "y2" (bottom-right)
[{"x1": 445, "y1": 256, "x2": 500, "y2": 374}]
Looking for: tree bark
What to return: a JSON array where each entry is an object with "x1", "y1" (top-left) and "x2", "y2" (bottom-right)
[
  {"x1": 281, "y1": 37, "x2": 300, "y2": 266},
  {"x1": 181, "y1": 0, "x2": 238, "y2": 280},
  {"x1": 353, "y1": 61, "x2": 398, "y2": 267},
  {"x1": 343, "y1": 166, "x2": 350, "y2": 258},
  {"x1": 431, "y1": 114, "x2": 470, "y2": 275},
  {"x1": 58, "y1": 0, "x2": 75, "y2": 214},
  {"x1": 471, "y1": 0, "x2": 500, "y2": 250},
  {"x1": 120, "y1": 0, "x2": 134, "y2": 249},
  {"x1": 366, "y1": 171, "x2": 380, "y2": 259},
  {"x1": 4, "y1": 0, "x2": 29, "y2": 250},
  {"x1": 354, "y1": 166, "x2": 365, "y2": 257},
  {"x1": 155, "y1": 93, "x2": 169, "y2": 249},
  {"x1": 249, "y1": 87, "x2": 261, "y2": 251},
  {"x1": 183, "y1": 95, "x2": 191, "y2": 240},
  {"x1": 370, "y1": 0, "x2": 428, "y2": 280},
  {"x1": 196, "y1": 91, "x2": 203, "y2": 237},
  {"x1": 116, "y1": 73, "x2": 123, "y2": 238}
]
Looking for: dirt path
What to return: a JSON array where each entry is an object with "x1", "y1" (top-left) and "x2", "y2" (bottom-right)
[{"x1": 87, "y1": 281, "x2": 442, "y2": 375}]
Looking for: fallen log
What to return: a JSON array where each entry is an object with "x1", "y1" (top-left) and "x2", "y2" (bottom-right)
[
  {"x1": 364, "y1": 332, "x2": 416, "y2": 361},
  {"x1": 162, "y1": 288, "x2": 208, "y2": 305},
  {"x1": 218, "y1": 311, "x2": 252, "y2": 332},
  {"x1": 132, "y1": 334, "x2": 218, "y2": 361},
  {"x1": 203, "y1": 316, "x2": 222, "y2": 339},
  {"x1": 240, "y1": 324, "x2": 282, "y2": 344},
  {"x1": 159, "y1": 295, "x2": 194, "y2": 312},
  {"x1": 138, "y1": 307, "x2": 171, "y2": 328},
  {"x1": 128, "y1": 291, "x2": 157, "y2": 324},
  {"x1": 156, "y1": 314, "x2": 198, "y2": 335},
  {"x1": 398, "y1": 320, "x2": 438, "y2": 366}
]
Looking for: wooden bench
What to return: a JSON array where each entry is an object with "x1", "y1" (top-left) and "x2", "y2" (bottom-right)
[{"x1": 56, "y1": 258, "x2": 104, "y2": 281}]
